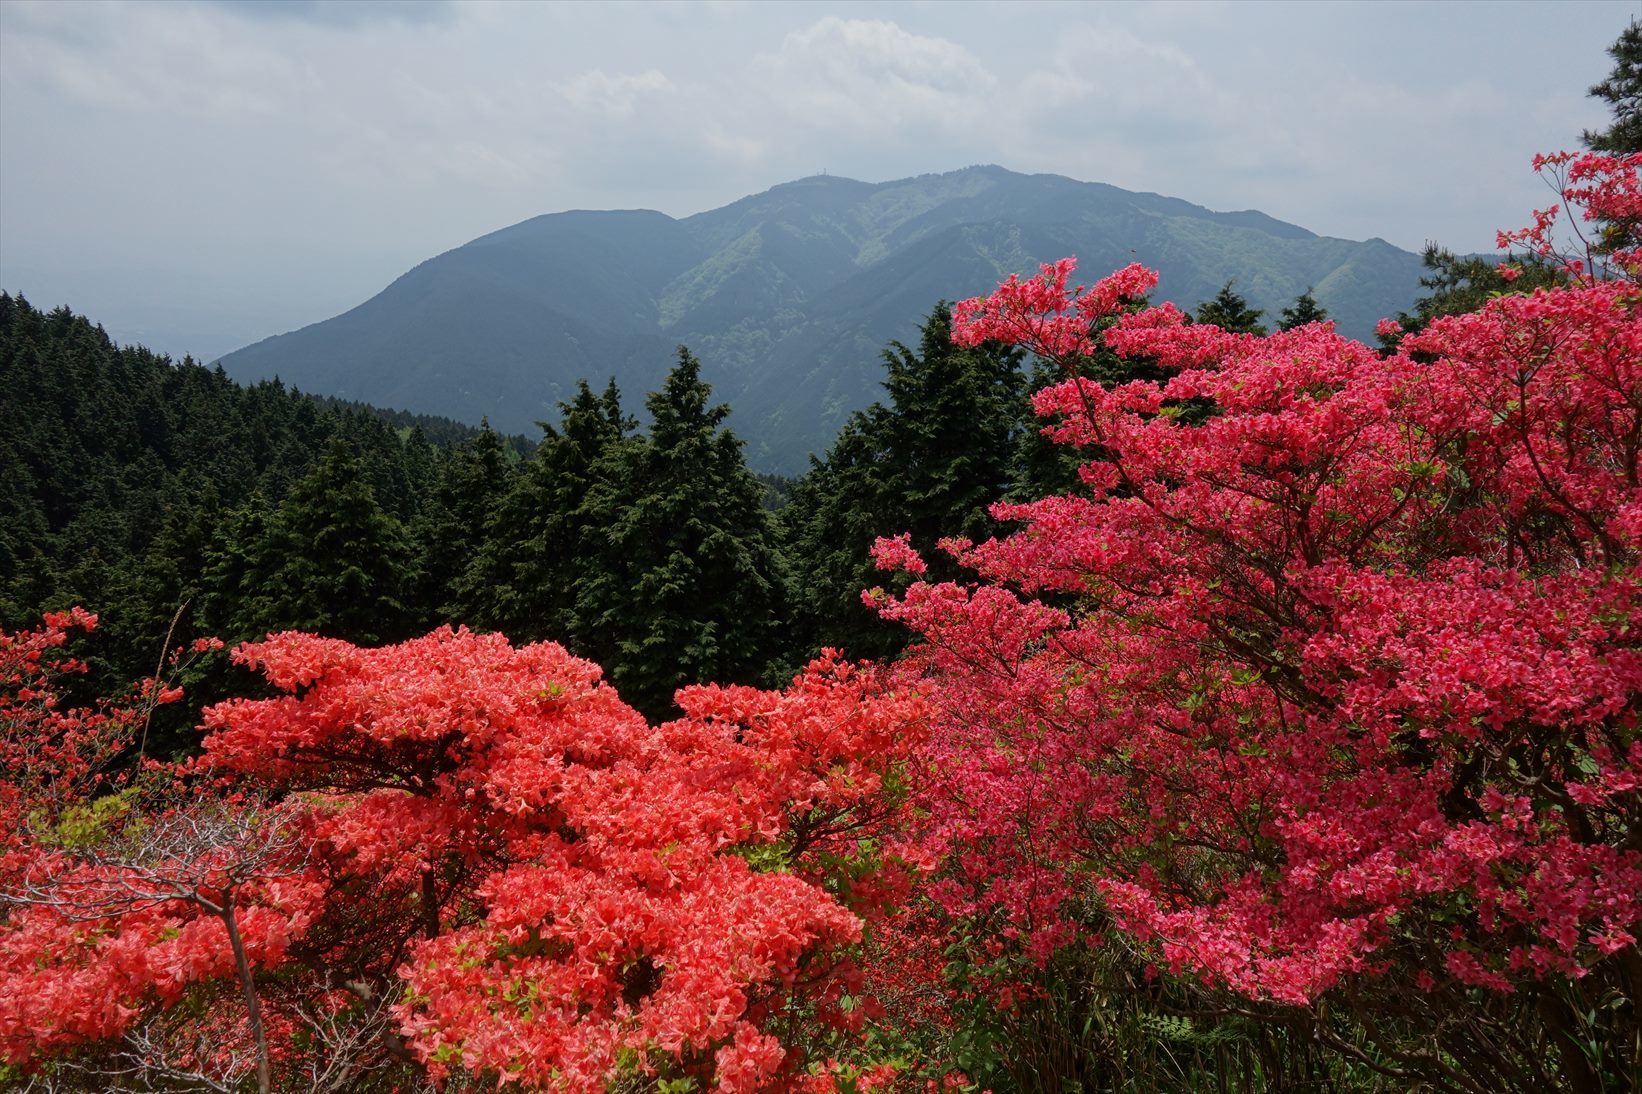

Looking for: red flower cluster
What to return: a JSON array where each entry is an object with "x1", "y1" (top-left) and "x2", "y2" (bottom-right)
[
  {"x1": 1497, "y1": 150, "x2": 1642, "y2": 277},
  {"x1": 2, "y1": 625, "x2": 923, "y2": 1090},
  {"x1": 877, "y1": 154, "x2": 1641, "y2": 1006}
]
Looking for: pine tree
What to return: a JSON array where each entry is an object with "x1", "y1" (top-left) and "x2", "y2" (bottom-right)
[
  {"x1": 783, "y1": 422, "x2": 897, "y2": 663},
  {"x1": 1584, "y1": 20, "x2": 1642, "y2": 259},
  {"x1": 121, "y1": 492, "x2": 218, "y2": 650},
  {"x1": 579, "y1": 349, "x2": 786, "y2": 718},
  {"x1": 199, "y1": 492, "x2": 281, "y2": 646},
  {"x1": 1193, "y1": 281, "x2": 1268, "y2": 334},
  {"x1": 0, "y1": 325, "x2": 53, "y2": 620},
  {"x1": 784, "y1": 304, "x2": 1025, "y2": 661},
  {"x1": 0, "y1": 290, "x2": 495, "y2": 714},
  {"x1": 112, "y1": 492, "x2": 225, "y2": 756},
  {"x1": 459, "y1": 380, "x2": 634, "y2": 642},
  {"x1": 1585, "y1": 19, "x2": 1641, "y2": 154},
  {"x1": 1381, "y1": 18, "x2": 1638, "y2": 333},
  {"x1": 414, "y1": 423, "x2": 515, "y2": 626},
  {"x1": 249, "y1": 441, "x2": 415, "y2": 645},
  {"x1": 1277, "y1": 288, "x2": 1329, "y2": 330},
  {"x1": 1380, "y1": 245, "x2": 1565, "y2": 349}
]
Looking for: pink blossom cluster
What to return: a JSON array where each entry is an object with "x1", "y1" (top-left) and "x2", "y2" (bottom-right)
[{"x1": 877, "y1": 171, "x2": 1642, "y2": 1005}]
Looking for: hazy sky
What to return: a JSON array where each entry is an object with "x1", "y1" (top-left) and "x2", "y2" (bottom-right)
[{"x1": 1, "y1": 0, "x2": 1634, "y2": 361}]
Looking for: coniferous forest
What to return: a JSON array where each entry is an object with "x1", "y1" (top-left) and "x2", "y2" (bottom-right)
[
  {"x1": 0, "y1": 292, "x2": 1030, "y2": 724},
  {"x1": 2, "y1": 20, "x2": 1640, "y2": 1094}
]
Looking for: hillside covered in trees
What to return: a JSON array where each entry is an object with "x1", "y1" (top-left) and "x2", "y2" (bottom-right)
[{"x1": 215, "y1": 166, "x2": 1429, "y2": 472}]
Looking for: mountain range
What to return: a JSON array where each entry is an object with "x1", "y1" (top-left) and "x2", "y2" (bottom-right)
[{"x1": 216, "y1": 165, "x2": 1428, "y2": 473}]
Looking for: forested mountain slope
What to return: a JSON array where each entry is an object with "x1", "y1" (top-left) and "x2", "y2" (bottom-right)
[{"x1": 217, "y1": 166, "x2": 1426, "y2": 471}]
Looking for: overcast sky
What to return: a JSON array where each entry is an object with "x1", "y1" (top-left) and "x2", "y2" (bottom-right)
[{"x1": 1, "y1": 0, "x2": 1634, "y2": 361}]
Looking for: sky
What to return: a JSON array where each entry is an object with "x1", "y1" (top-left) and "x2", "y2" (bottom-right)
[{"x1": 1, "y1": 0, "x2": 1635, "y2": 362}]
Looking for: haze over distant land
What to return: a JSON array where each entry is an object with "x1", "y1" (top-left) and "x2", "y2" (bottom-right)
[
  {"x1": 216, "y1": 166, "x2": 1428, "y2": 473},
  {"x1": 0, "y1": 1, "x2": 1629, "y2": 363}
]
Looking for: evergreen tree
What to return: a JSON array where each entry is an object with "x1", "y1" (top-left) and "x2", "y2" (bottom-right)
[
  {"x1": 198, "y1": 493, "x2": 281, "y2": 646},
  {"x1": 1386, "y1": 20, "x2": 1639, "y2": 354},
  {"x1": 1277, "y1": 287, "x2": 1329, "y2": 330},
  {"x1": 579, "y1": 350, "x2": 786, "y2": 718},
  {"x1": 1583, "y1": 20, "x2": 1642, "y2": 260},
  {"x1": 459, "y1": 380, "x2": 634, "y2": 642},
  {"x1": 248, "y1": 441, "x2": 416, "y2": 645},
  {"x1": 784, "y1": 304, "x2": 1025, "y2": 661},
  {"x1": 1585, "y1": 18, "x2": 1641, "y2": 154},
  {"x1": 1380, "y1": 245, "x2": 1565, "y2": 349},
  {"x1": 111, "y1": 492, "x2": 226, "y2": 756},
  {"x1": 120, "y1": 492, "x2": 218, "y2": 652},
  {"x1": 0, "y1": 291, "x2": 514, "y2": 739},
  {"x1": 0, "y1": 444, "x2": 49, "y2": 622},
  {"x1": 783, "y1": 424, "x2": 896, "y2": 663},
  {"x1": 1193, "y1": 281, "x2": 1268, "y2": 334},
  {"x1": 414, "y1": 423, "x2": 515, "y2": 625}
]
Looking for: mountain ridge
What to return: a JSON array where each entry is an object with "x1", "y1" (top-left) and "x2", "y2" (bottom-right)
[{"x1": 217, "y1": 165, "x2": 1428, "y2": 472}]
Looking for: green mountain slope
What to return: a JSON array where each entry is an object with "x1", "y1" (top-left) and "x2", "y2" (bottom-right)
[{"x1": 217, "y1": 166, "x2": 1426, "y2": 472}]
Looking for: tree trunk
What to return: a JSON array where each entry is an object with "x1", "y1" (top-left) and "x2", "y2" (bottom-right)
[
  {"x1": 221, "y1": 901, "x2": 272, "y2": 1094},
  {"x1": 421, "y1": 868, "x2": 440, "y2": 939}
]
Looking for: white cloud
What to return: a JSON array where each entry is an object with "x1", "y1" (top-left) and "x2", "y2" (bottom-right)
[
  {"x1": 559, "y1": 69, "x2": 677, "y2": 118},
  {"x1": 701, "y1": 125, "x2": 768, "y2": 168},
  {"x1": 758, "y1": 17, "x2": 996, "y2": 135},
  {"x1": 783, "y1": 16, "x2": 994, "y2": 92},
  {"x1": 2, "y1": 1, "x2": 294, "y2": 120}
]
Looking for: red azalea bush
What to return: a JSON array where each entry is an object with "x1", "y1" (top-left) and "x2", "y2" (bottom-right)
[
  {"x1": 1, "y1": 625, "x2": 925, "y2": 1091},
  {"x1": 0, "y1": 611, "x2": 306, "y2": 1088},
  {"x1": 871, "y1": 152, "x2": 1641, "y2": 1085},
  {"x1": 0, "y1": 608, "x2": 147, "y2": 859}
]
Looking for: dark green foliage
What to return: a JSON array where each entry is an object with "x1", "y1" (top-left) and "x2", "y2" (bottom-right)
[
  {"x1": 197, "y1": 493, "x2": 280, "y2": 645},
  {"x1": 1381, "y1": 24, "x2": 1636, "y2": 355},
  {"x1": 4, "y1": 289, "x2": 792, "y2": 726},
  {"x1": 1585, "y1": 20, "x2": 1642, "y2": 263},
  {"x1": 783, "y1": 305, "x2": 1025, "y2": 661},
  {"x1": 458, "y1": 379, "x2": 636, "y2": 644},
  {"x1": 1586, "y1": 19, "x2": 1642, "y2": 154},
  {"x1": 933, "y1": 939, "x2": 1320, "y2": 1093},
  {"x1": 1380, "y1": 245, "x2": 1566, "y2": 349},
  {"x1": 579, "y1": 351, "x2": 787, "y2": 718},
  {"x1": 308, "y1": 395, "x2": 536, "y2": 455},
  {"x1": 783, "y1": 426, "x2": 898, "y2": 664},
  {"x1": 0, "y1": 293, "x2": 472, "y2": 722},
  {"x1": 243, "y1": 441, "x2": 417, "y2": 645},
  {"x1": 1193, "y1": 281, "x2": 1268, "y2": 335},
  {"x1": 121, "y1": 491, "x2": 221, "y2": 658},
  {"x1": 754, "y1": 472, "x2": 796, "y2": 512},
  {"x1": 414, "y1": 424, "x2": 517, "y2": 625},
  {"x1": 1009, "y1": 352, "x2": 1092, "y2": 501},
  {"x1": 455, "y1": 359, "x2": 784, "y2": 720},
  {"x1": 1277, "y1": 287, "x2": 1329, "y2": 330},
  {"x1": 0, "y1": 442, "x2": 51, "y2": 622}
]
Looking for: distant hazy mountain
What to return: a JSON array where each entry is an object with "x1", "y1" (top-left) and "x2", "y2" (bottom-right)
[{"x1": 217, "y1": 166, "x2": 1426, "y2": 473}]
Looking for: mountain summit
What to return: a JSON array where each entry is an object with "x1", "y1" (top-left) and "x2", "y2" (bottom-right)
[{"x1": 216, "y1": 166, "x2": 1425, "y2": 472}]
